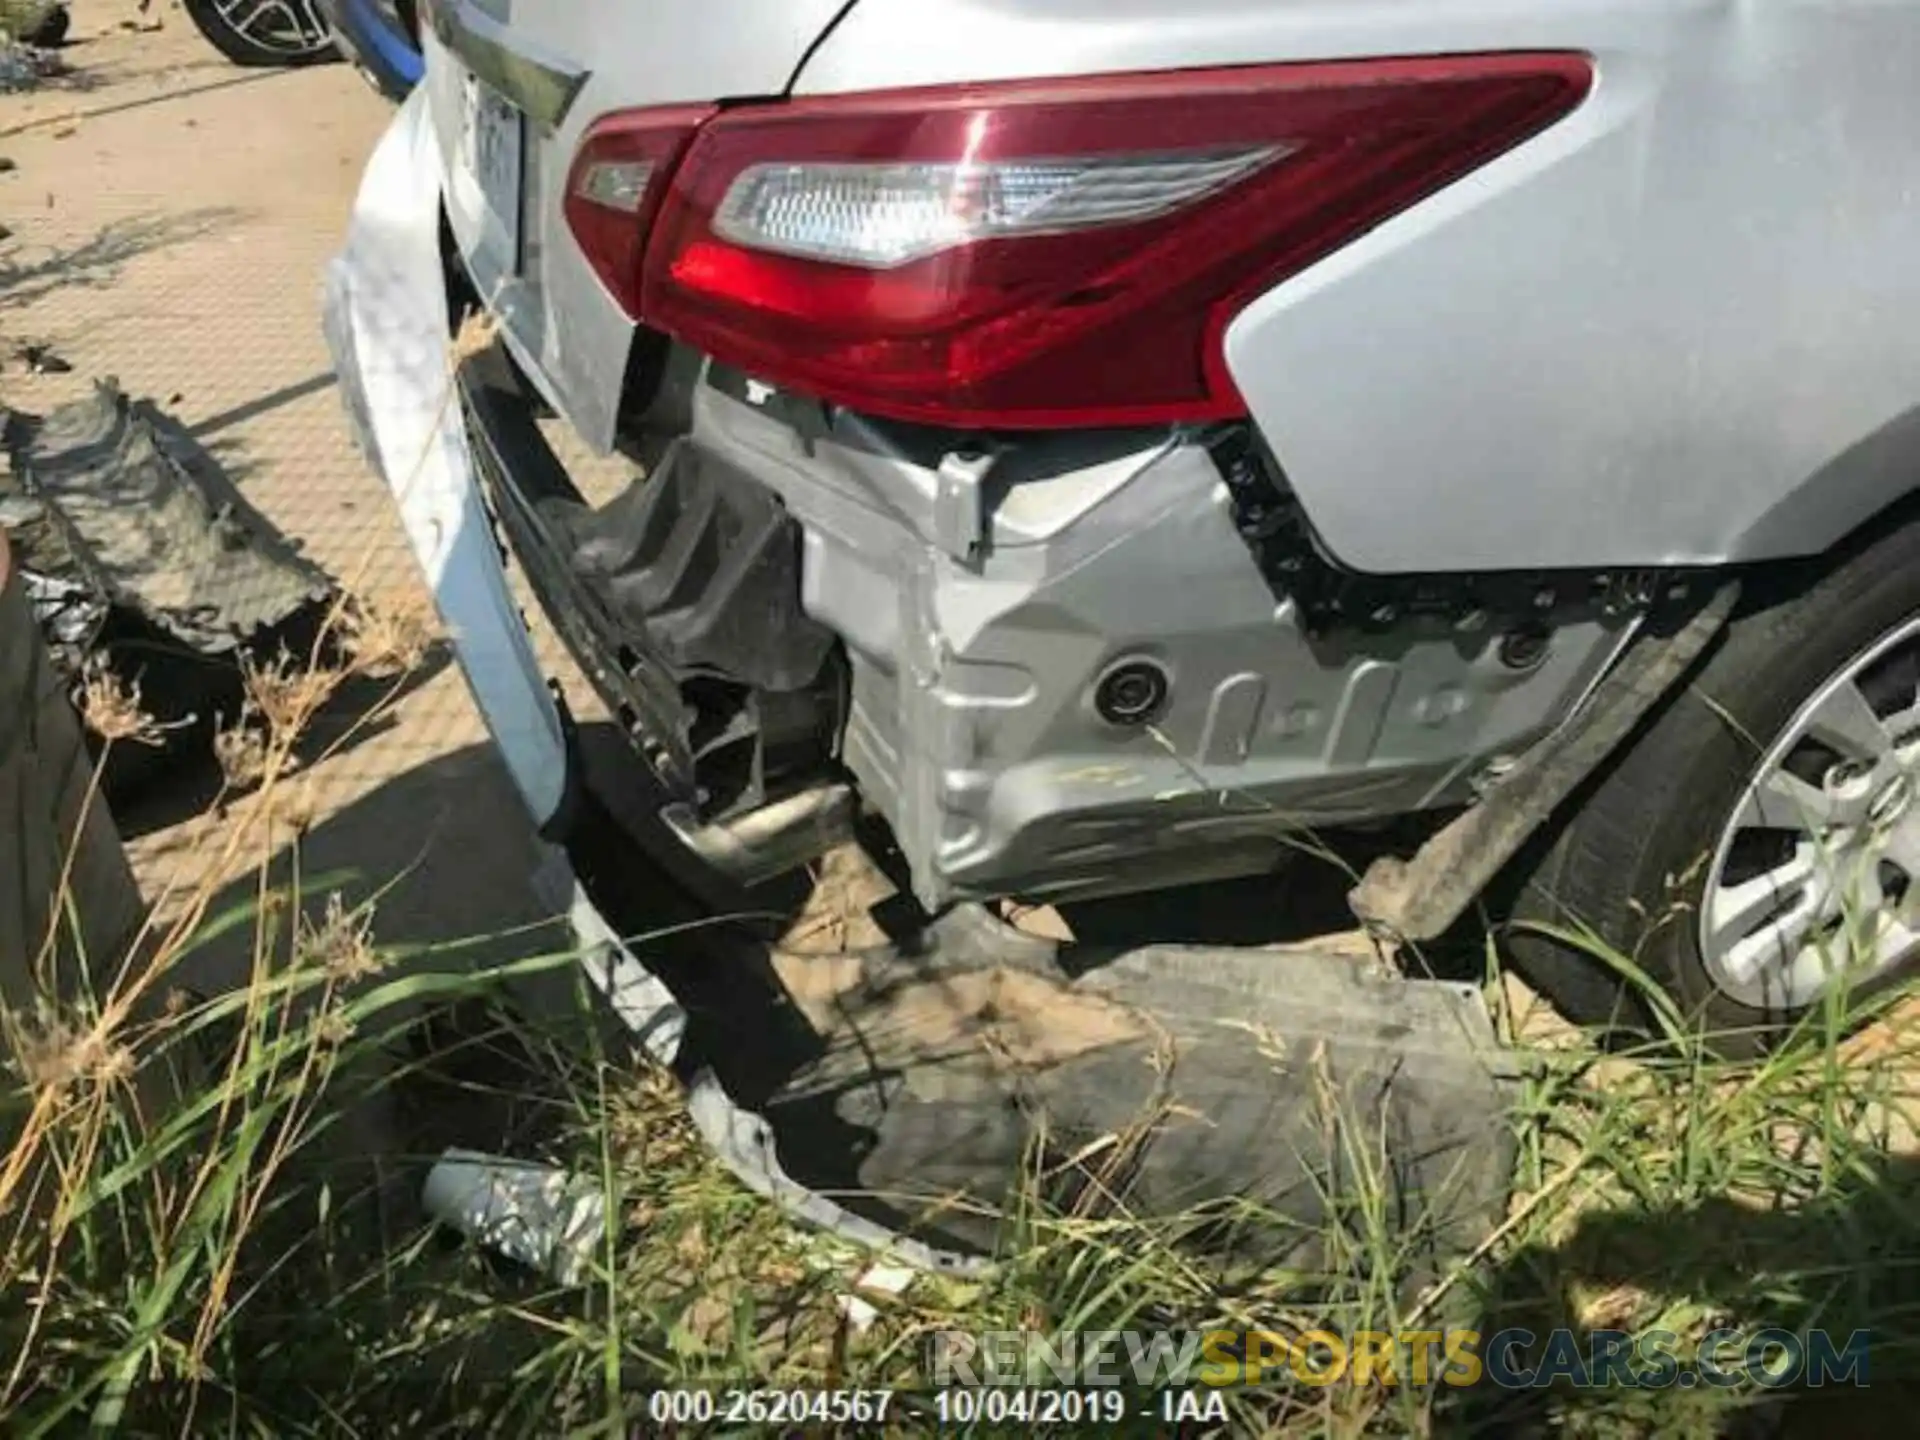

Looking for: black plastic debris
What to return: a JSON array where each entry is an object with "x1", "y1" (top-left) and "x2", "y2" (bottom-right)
[
  {"x1": 14, "y1": 343, "x2": 70, "y2": 374},
  {"x1": 752, "y1": 906, "x2": 1520, "y2": 1295},
  {"x1": 1, "y1": 380, "x2": 337, "y2": 800}
]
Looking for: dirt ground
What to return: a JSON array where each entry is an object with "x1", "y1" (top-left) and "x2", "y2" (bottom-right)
[{"x1": 0, "y1": 2, "x2": 591, "y2": 962}]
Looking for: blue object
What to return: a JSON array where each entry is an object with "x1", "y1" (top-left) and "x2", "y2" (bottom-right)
[{"x1": 320, "y1": 0, "x2": 421, "y2": 99}]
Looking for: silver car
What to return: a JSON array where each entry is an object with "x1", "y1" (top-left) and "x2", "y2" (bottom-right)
[{"x1": 325, "y1": 0, "x2": 1920, "y2": 1092}]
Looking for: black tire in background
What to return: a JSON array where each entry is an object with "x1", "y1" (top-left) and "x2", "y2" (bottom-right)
[
  {"x1": 1504, "y1": 513, "x2": 1920, "y2": 1058},
  {"x1": 181, "y1": 0, "x2": 338, "y2": 67}
]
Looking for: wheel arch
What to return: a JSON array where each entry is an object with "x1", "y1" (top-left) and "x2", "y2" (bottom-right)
[{"x1": 1731, "y1": 403, "x2": 1920, "y2": 569}]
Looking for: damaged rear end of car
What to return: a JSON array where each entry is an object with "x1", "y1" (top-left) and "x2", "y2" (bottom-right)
[
  {"x1": 325, "y1": 0, "x2": 1710, "y2": 1269},
  {"x1": 446, "y1": 27, "x2": 1618, "y2": 917}
]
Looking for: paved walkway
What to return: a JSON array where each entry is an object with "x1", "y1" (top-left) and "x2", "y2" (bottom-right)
[{"x1": 2, "y1": 2, "x2": 568, "y2": 967}]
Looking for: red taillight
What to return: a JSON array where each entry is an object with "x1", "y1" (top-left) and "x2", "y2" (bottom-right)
[
  {"x1": 564, "y1": 105, "x2": 714, "y2": 317},
  {"x1": 566, "y1": 55, "x2": 1591, "y2": 428}
]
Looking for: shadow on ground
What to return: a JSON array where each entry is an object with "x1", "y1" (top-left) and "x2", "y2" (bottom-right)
[
  {"x1": 163, "y1": 739, "x2": 562, "y2": 998},
  {"x1": 114, "y1": 742, "x2": 606, "y2": 1432},
  {"x1": 155, "y1": 740, "x2": 583, "y2": 1269},
  {"x1": 1437, "y1": 1155, "x2": 1920, "y2": 1438},
  {"x1": 0, "y1": 208, "x2": 248, "y2": 315},
  {"x1": 109, "y1": 638, "x2": 456, "y2": 839},
  {"x1": 190, "y1": 369, "x2": 335, "y2": 438}
]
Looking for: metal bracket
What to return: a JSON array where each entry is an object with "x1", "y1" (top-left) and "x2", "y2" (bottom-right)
[{"x1": 932, "y1": 449, "x2": 996, "y2": 566}]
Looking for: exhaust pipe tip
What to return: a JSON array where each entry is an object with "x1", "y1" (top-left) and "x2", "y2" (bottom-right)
[{"x1": 660, "y1": 782, "x2": 856, "y2": 889}]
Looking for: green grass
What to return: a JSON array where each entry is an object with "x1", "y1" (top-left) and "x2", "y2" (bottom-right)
[
  {"x1": 7, "y1": 591, "x2": 1920, "y2": 1437},
  {"x1": 9, "y1": 814, "x2": 1920, "y2": 1436}
]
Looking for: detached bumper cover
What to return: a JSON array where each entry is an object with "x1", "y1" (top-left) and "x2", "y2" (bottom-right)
[
  {"x1": 322, "y1": 91, "x2": 566, "y2": 828},
  {"x1": 2, "y1": 381, "x2": 339, "y2": 802},
  {"x1": 322, "y1": 91, "x2": 979, "y2": 1273}
]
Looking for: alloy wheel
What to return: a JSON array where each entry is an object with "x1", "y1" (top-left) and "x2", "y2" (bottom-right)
[
  {"x1": 211, "y1": 0, "x2": 332, "y2": 58},
  {"x1": 1700, "y1": 615, "x2": 1920, "y2": 1009}
]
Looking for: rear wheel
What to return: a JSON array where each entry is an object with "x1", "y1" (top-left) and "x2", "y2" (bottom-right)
[
  {"x1": 181, "y1": 0, "x2": 337, "y2": 67},
  {"x1": 1507, "y1": 516, "x2": 1920, "y2": 1057}
]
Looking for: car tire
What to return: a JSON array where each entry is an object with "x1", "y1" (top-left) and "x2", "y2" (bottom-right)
[
  {"x1": 182, "y1": 0, "x2": 338, "y2": 67},
  {"x1": 1505, "y1": 512, "x2": 1920, "y2": 1058}
]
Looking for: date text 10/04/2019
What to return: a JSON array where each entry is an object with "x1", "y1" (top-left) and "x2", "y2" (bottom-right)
[
  {"x1": 932, "y1": 1387, "x2": 1230, "y2": 1425},
  {"x1": 637, "y1": 1387, "x2": 1230, "y2": 1427}
]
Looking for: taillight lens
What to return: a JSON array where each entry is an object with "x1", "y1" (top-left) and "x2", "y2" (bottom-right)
[
  {"x1": 567, "y1": 55, "x2": 1591, "y2": 429},
  {"x1": 708, "y1": 148, "x2": 1289, "y2": 268},
  {"x1": 564, "y1": 105, "x2": 714, "y2": 317}
]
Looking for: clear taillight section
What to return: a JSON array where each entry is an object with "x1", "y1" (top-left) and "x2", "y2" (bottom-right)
[
  {"x1": 564, "y1": 55, "x2": 1592, "y2": 429},
  {"x1": 709, "y1": 148, "x2": 1287, "y2": 269},
  {"x1": 578, "y1": 160, "x2": 658, "y2": 212},
  {"x1": 563, "y1": 105, "x2": 713, "y2": 317}
]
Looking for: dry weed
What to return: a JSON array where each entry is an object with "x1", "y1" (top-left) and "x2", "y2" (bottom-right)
[
  {"x1": 242, "y1": 649, "x2": 343, "y2": 742},
  {"x1": 295, "y1": 893, "x2": 383, "y2": 984},
  {"x1": 6, "y1": 1001, "x2": 133, "y2": 1098},
  {"x1": 337, "y1": 593, "x2": 439, "y2": 680},
  {"x1": 211, "y1": 710, "x2": 271, "y2": 791},
  {"x1": 312, "y1": 1009, "x2": 356, "y2": 1049},
  {"x1": 75, "y1": 665, "x2": 164, "y2": 748},
  {"x1": 450, "y1": 308, "x2": 501, "y2": 364}
]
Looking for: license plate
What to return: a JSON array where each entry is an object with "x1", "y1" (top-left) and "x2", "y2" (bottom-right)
[{"x1": 457, "y1": 72, "x2": 523, "y2": 277}]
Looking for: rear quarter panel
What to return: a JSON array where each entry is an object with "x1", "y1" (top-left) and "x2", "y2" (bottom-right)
[{"x1": 799, "y1": 0, "x2": 1920, "y2": 574}]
